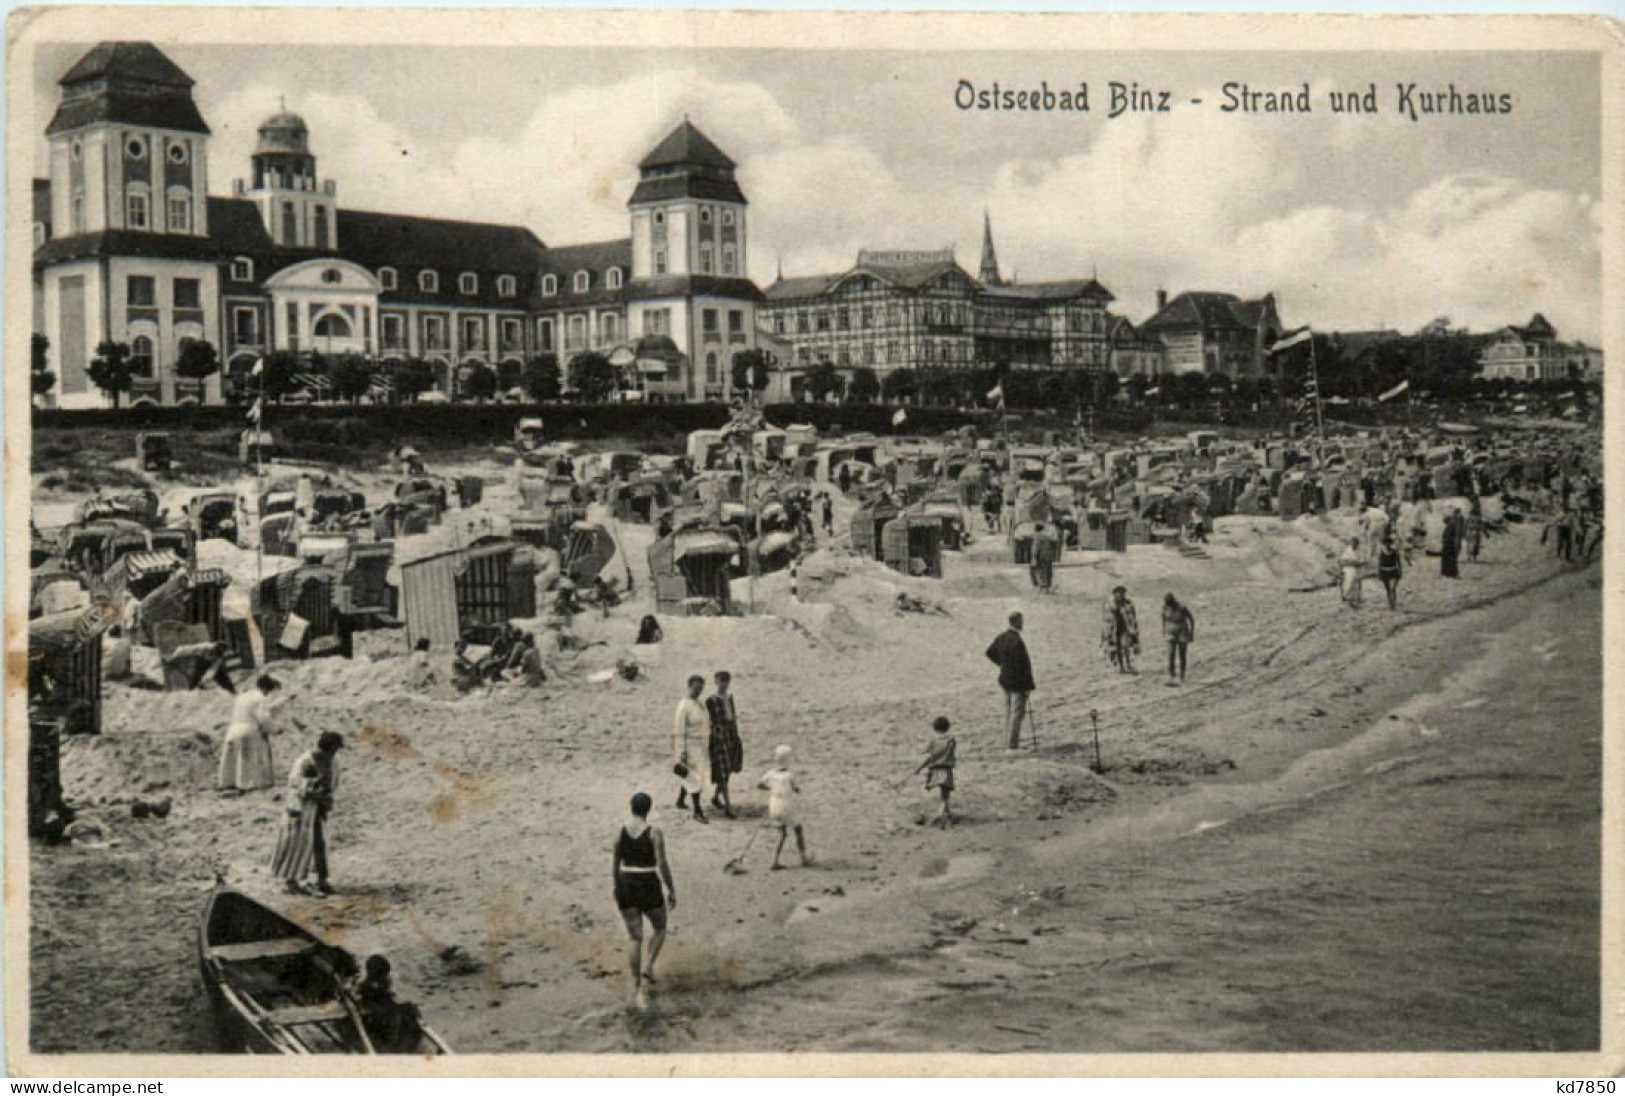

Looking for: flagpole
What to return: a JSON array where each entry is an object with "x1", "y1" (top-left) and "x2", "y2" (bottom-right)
[
  {"x1": 1310, "y1": 335, "x2": 1326, "y2": 467},
  {"x1": 253, "y1": 360, "x2": 265, "y2": 593}
]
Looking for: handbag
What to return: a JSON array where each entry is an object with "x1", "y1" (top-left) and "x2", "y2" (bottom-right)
[{"x1": 672, "y1": 761, "x2": 689, "y2": 779}]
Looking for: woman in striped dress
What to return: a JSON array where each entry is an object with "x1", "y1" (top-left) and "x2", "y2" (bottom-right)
[{"x1": 270, "y1": 732, "x2": 344, "y2": 896}]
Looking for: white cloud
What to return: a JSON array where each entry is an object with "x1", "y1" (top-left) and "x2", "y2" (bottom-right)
[
  {"x1": 206, "y1": 75, "x2": 1600, "y2": 343},
  {"x1": 981, "y1": 106, "x2": 1600, "y2": 340}
]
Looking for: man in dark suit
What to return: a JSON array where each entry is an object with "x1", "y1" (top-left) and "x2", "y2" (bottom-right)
[{"x1": 985, "y1": 612, "x2": 1036, "y2": 750}]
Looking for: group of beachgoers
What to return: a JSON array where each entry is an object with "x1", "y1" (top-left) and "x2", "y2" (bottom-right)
[{"x1": 213, "y1": 671, "x2": 345, "y2": 897}]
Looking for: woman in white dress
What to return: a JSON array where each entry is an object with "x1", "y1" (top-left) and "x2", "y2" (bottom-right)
[
  {"x1": 218, "y1": 674, "x2": 280, "y2": 793},
  {"x1": 1338, "y1": 538, "x2": 1365, "y2": 609}
]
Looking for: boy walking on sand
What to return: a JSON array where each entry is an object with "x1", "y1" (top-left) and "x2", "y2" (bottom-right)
[
  {"x1": 758, "y1": 745, "x2": 810, "y2": 869},
  {"x1": 913, "y1": 717, "x2": 957, "y2": 828}
]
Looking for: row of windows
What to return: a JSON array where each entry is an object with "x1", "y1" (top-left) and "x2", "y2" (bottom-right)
[
  {"x1": 127, "y1": 276, "x2": 201, "y2": 310},
  {"x1": 540, "y1": 269, "x2": 624, "y2": 296},
  {"x1": 379, "y1": 314, "x2": 532, "y2": 352},
  {"x1": 700, "y1": 308, "x2": 747, "y2": 336},
  {"x1": 69, "y1": 136, "x2": 191, "y2": 166},
  {"x1": 651, "y1": 207, "x2": 737, "y2": 228},
  {"x1": 220, "y1": 258, "x2": 634, "y2": 302},
  {"x1": 792, "y1": 340, "x2": 972, "y2": 366},
  {"x1": 123, "y1": 333, "x2": 208, "y2": 379},
  {"x1": 123, "y1": 185, "x2": 193, "y2": 233}
]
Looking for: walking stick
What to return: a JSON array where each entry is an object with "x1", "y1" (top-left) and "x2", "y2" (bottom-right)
[{"x1": 1089, "y1": 708, "x2": 1103, "y2": 774}]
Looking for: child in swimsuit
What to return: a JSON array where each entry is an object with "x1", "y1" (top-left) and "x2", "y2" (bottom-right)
[{"x1": 758, "y1": 745, "x2": 809, "y2": 870}]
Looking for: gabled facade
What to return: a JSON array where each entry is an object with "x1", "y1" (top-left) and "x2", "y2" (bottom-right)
[
  {"x1": 1477, "y1": 313, "x2": 1581, "y2": 382},
  {"x1": 33, "y1": 42, "x2": 756, "y2": 407},
  {"x1": 759, "y1": 216, "x2": 1118, "y2": 387},
  {"x1": 1139, "y1": 289, "x2": 1285, "y2": 378}
]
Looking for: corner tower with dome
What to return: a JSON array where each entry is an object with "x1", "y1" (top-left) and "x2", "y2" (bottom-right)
[{"x1": 32, "y1": 40, "x2": 763, "y2": 408}]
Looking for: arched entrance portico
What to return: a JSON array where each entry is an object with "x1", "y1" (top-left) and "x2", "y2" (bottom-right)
[{"x1": 264, "y1": 259, "x2": 382, "y2": 358}]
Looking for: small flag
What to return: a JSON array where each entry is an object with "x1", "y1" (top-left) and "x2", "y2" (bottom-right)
[
  {"x1": 246, "y1": 398, "x2": 262, "y2": 424},
  {"x1": 250, "y1": 357, "x2": 264, "y2": 377},
  {"x1": 1377, "y1": 379, "x2": 1409, "y2": 402},
  {"x1": 1269, "y1": 328, "x2": 1313, "y2": 355},
  {"x1": 986, "y1": 383, "x2": 1004, "y2": 403},
  {"x1": 1144, "y1": 386, "x2": 1160, "y2": 397},
  {"x1": 891, "y1": 408, "x2": 907, "y2": 426}
]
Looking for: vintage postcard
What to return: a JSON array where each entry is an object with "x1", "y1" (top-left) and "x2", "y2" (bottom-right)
[{"x1": 5, "y1": 6, "x2": 1621, "y2": 1078}]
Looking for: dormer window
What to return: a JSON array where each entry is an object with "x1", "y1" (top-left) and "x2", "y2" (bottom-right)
[
  {"x1": 167, "y1": 142, "x2": 188, "y2": 165},
  {"x1": 125, "y1": 136, "x2": 147, "y2": 161},
  {"x1": 419, "y1": 270, "x2": 439, "y2": 293},
  {"x1": 126, "y1": 184, "x2": 150, "y2": 230},
  {"x1": 497, "y1": 274, "x2": 517, "y2": 297},
  {"x1": 321, "y1": 268, "x2": 342, "y2": 285},
  {"x1": 378, "y1": 267, "x2": 397, "y2": 290},
  {"x1": 166, "y1": 187, "x2": 192, "y2": 233},
  {"x1": 700, "y1": 207, "x2": 712, "y2": 224},
  {"x1": 607, "y1": 267, "x2": 623, "y2": 290},
  {"x1": 573, "y1": 271, "x2": 590, "y2": 293},
  {"x1": 459, "y1": 272, "x2": 478, "y2": 295},
  {"x1": 231, "y1": 258, "x2": 254, "y2": 282},
  {"x1": 541, "y1": 274, "x2": 558, "y2": 297},
  {"x1": 722, "y1": 210, "x2": 735, "y2": 227},
  {"x1": 653, "y1": 210, "x2": 665, "y2": 227}
]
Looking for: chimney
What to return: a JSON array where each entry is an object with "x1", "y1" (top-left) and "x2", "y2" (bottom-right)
[{"x1": 1156, "y1": 289, "x2": 1168, "y2": 312}]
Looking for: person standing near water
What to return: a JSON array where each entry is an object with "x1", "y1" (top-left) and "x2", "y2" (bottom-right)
[
  {"x1": 1161, "y1": 594, "x2": 1195, "y2": 684},
  {"x1": 1440, "y1": 508, "x2": 1462, "y2": 578},
  {"x1": 672, "y1": 676, "x2": 710, "y2": 824},
  {"x1": 1339, "y1": 537, "x2": 1365, "y2": 608},
  {"x1": 758, "y1": 745, "x2": 810, "y2": 869},
  {"x1": 612, "y1": 792, "x2": 676, "y2": 1010},
  {"x1": 1377, "y1": 533, "x2": 1403, "y2": 610},
  {"x1": 1102, "y1": 587, "x2": 1140, "y2": 674},
  {"x1": 218, "y1": 674, "x2": 280, "y2": 794},
  {"x1": 705, "y1": 671, "x2": 743, "y2": 820},
  {"x1": 913, "y1": 716, "x2": 957, "y2": 828},
  {"x1": 985, "y1": 612, "x2": 1035, "y2": 750},
  {"x1": 270, "y1": 731, "x2": 344, "y2": 896}
]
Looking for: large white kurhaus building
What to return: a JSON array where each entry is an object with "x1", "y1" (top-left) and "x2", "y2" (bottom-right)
[{"x1": 32, "y1": 41, "x2": 765, "y2": 408}]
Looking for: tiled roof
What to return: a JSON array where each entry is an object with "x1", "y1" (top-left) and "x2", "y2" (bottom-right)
[
  {"x1": 33, "y1": 187, "x2": 544, "y2": 309},
  {"x1": 48, "y1": 87, "x2": 210, "y2": 136},
  {"x1": 851, "y1": 256, "x2": 974, "y2": 291},
  {"x1": 627, "y1": 274, "x2": 764, "y2": 303},
  {"x1": 628, "y1": 175, "x2": 747, "y2": 207},
  {"x1": 981, "y1": 278, "x2": 1115, "y2": 304},
  {"x1": 335, "y1": 209, "x2": 546, "y2": 309},
  {"x1": 34, "y1": 227, "x2": 225, "y2": 267},
  {"x1": 59, "y1": 42, "x2": 194, "y2": 88},
  {"x1": 764, "y1": 274, "x2": 841, "y2": 301},
  {"x1": 762, "y1": 254, "x2": 978, "y2": 299},
  {"x1": 535, "y1": 239, "x2": 632, "y2": 308},
  {"x1": 1141, "y1": 291, "x2": 1272, "y2": 334},
  {"x1": 639, "y1": 121, "x2": 735, "y2": 171},
  {"x1": 49, "y1": 43, "x2": 208, "y2": 136}
]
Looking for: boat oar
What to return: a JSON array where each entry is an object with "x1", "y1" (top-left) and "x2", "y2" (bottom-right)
[{"x1": 338, "y1": 986, "x2": 376, "y2": 1054}]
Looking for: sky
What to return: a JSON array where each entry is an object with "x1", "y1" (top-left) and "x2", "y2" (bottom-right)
[{"x1": 31, "y1": 42, "x2": 1604, "y2": 341}]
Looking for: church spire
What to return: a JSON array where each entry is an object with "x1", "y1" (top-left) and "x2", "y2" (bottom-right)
[{"x1": 979, "y1": 208, "x2": 1002, "y2": 287}]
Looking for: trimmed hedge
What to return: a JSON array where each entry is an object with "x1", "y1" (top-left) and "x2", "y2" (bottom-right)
[{"x1": 31, "y1": 400, "x2": 992, "y2": 442}]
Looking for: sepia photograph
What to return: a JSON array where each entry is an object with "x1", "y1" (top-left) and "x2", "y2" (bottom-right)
[{"x1": 5, "y1": 7, "x2": 1618, "y2": 1075}]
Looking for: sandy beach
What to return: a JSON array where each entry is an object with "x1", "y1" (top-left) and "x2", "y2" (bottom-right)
[{"x1": 26, "y1": 458, "x2": 1601, "y2": 1054}]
